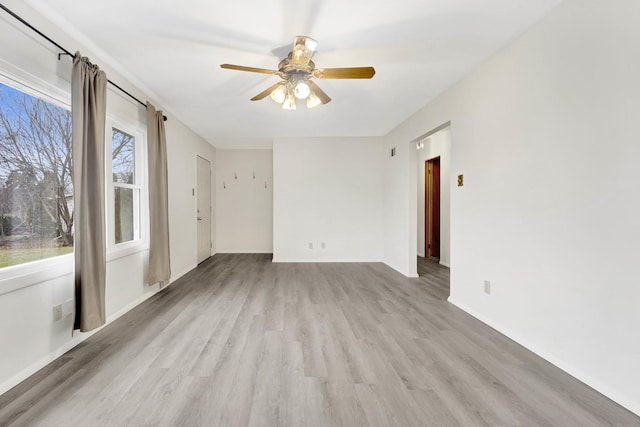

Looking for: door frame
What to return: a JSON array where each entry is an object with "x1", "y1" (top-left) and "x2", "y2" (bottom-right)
[{"x1": 409, "y1": 121, "x2": 450, "y2": 278}]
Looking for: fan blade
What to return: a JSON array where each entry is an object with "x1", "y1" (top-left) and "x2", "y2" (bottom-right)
[
  {"x1": 308, "y1": 81, "x2": 331, "y2": 104},
  {"x1": 250, "y1": 82, "x2": 284, "y2": 101},
  {"x1": 220, "y1": 64, "x2": 279, "y2": 75},
  {"x1": 313, "y1": 67, "x2": 376, "y2": 79}
]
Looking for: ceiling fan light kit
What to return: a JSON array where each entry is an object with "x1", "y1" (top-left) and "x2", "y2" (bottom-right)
[
  {"x1": 294, "y1": 80, "x2": 311, "y2": 99},
  {"x1": 221, "y1": 36, "x2": 375, "y2": 110},
  {"x1": 307, "y1": 92, "x2": 322, "y2": 109},
  {"x1": 282, "y1": 91, "x2": 297, "y2": 110},
  {"x1": 269, "y1": 83, "x2": 286, "y2": 103}
]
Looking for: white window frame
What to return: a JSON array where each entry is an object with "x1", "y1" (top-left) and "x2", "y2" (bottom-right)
[
  {"x1": 105, "y1": 118, "x2": 149, "y2": 262},
  {"x1": 0, "y1": 66, "x2": 75, "y2": 296},
  {"x1": 0, "y1": 62, "x2": 149, "y2": 295}
]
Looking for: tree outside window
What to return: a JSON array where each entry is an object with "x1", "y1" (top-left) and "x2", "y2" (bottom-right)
[
  {"x1": 0, "y1": 81, "x2": 73, "y2": 268},
  {"x1": 112, "y1": 128, "x2": 139, "y2": 245}
]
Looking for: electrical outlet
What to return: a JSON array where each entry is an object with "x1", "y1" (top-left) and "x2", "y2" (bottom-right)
[
  {"x1": 484, "y1": 280, "x2": 491, "y2": 295},
  {"x1": 321, "y1": 242, "x2": 326, "y2": 249},
  {"x1": 53, "y1": 304, "x2": 62, "y2": 321},
  {"x1": 309, "y1": 242, "x2": 313, "y2": 249}
]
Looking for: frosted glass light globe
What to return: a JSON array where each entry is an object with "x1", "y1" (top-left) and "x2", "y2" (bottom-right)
[
  {"x1": 294, "y1": 81, "x2": 310, "y2": 99},
  {"x1": 270, "y1": 85, "x2": 286, "y2": 103},
  {"x1": 282, "y1": 93, "x2": 296, "y2": 110}
]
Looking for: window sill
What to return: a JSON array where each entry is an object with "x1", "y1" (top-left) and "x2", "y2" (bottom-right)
[
  {"x1": 107, "y1": 241, "x2": 149, "y2": 263},
  {"x1": 0, "y1": 243, "x2": 149, "y2": 297},
  {"x1": 0, "y1": 254, "x2": 73, "y2": 297}
]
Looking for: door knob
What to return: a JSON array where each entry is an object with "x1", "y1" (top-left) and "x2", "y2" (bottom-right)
[{"x1": 197, "y1": 216, "x2": 203, "y2": 221}]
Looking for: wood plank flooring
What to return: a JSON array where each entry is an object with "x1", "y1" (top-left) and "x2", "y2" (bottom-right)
[{"x1": 0, "y1": 254, "x2": 638, "y2": 426}]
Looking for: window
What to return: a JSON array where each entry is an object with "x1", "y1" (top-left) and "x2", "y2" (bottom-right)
[
  {"x1": 108, "y1": 125, "x2": 144, "y2": 247},
  {"x1": 112, "y1": 128, "x2": 136, "y2": 244},
  {"x1": 0, "y1": 66, "x2": 147, "y2": 292},
  {"x1": 0, "y1": 80, "x2": 73, "y2": 269}
]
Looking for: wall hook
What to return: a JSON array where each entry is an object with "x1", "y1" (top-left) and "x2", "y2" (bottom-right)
[
  {"x1": 253, "y1": 171, "x2": 255, "y2": 179},
  {"x1": 264, "y1": 181, "x2": 267, "y2": 189},
  {"x1": 234, "y1": 172, "x2": 237, "y2": 179},
  {"x1": 223, "y1": 181, "x2": 226, "y2": 189}
]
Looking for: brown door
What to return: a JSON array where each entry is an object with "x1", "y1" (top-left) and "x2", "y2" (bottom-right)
[{"x1": 425, "y1": 157, "x2": 441, "y2": 259}]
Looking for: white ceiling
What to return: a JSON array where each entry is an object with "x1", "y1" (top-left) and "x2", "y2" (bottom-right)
[{"x1": 27, "y1": 0, "x2": 563, "y2": 147}]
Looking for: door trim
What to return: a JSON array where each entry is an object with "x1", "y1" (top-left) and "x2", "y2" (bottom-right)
[{"x1": 196, "y1": 155, "x2": 212, "y2": 264}]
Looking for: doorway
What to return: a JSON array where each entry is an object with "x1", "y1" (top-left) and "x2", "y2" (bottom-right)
[
  {"x1": 196, "y1": 155, "x2": 212, "y2": 264},
  {"x1": 413, "y1": 123, "x2": 451, "y2": 279},
  {"x1": 425, "y1": 157, "x2": 440, "y2": 260}
]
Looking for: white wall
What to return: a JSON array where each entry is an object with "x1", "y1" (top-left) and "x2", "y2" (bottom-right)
[
  {"x1": 385, "y1": 0, "x2": 640, "y2": 415},
  {"x1": 416, "y1": 128, "x2": 451, "y2": 267},
  {"x1": 273, "y1": 137, "x2": 384, "y2": 262},
  {"x1": 0, "y1": 0, "x2": 215, "y2": 394},
  {"x1": 215, "y1": 149, "x2": 272, "y2": 253},
  {"x1": 166, "y1": 119, "x2": 217, "y2": 274}
]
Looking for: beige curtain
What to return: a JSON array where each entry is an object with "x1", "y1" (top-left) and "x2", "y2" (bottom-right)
[
  {"x1": 71, "y1": 52, "x2": 107, "y2": 332},
  {"x1": 147, "y1": 102, "x2": 171, "y2": 285}
]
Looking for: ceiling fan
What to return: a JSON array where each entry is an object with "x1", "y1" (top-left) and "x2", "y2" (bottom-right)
[{"x1": 220, "y1": 36, "x2": 375, "y2": 110}]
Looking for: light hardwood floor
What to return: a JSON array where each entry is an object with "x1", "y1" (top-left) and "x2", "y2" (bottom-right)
[{"x1": 0, "y1": 254, "x2": 638, "y2": 426}]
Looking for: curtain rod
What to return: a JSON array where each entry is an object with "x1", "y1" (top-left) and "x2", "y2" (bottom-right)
[{"x1": 0, "y1": 3, "x2": 167, "y2": 121}]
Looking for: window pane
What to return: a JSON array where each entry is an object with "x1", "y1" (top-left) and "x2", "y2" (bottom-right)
[
  {"x1": 0, "y1": 81, "x2": 74, "y2": 268},
  {"x1": 112, "y1": 128, "x2": 134, "y2": 184},
  {"x1": 114, "y1": 187, "x2": 135, "y2": 244}
]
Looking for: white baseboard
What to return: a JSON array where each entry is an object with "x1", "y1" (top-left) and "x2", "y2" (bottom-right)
[
  {"x1": 272, "y1": 258, "x2": 383, "y2": 263},
  {"x1": 0, "y1": 263, "x2": 197, "y2": 397},
  {"x1": 270, "y1": 258, "x2": 419, "y2": 278},
  {"x1": 447, "y1": 297, "x2": 640, "y2": 417},
  {"x1": 0, "y1": 331, "x2": 87, "y2": 396},
  {"x1": 171, "y1": 264, "x2": 197, "y2": 283},
  {"x1": 216, "y1": 250, "x2": 273, "y2": 254},
  {"x1": 380, "y1": 261, "x2": 418, "y2": 278},
  {"x1": 417, "y1": 252, "x2": 425, "y2": 257}
]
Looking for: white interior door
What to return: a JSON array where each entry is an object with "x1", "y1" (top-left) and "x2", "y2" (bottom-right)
[{"x1": 196, "y1": 155, "x2": 212, "y2": 264}]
